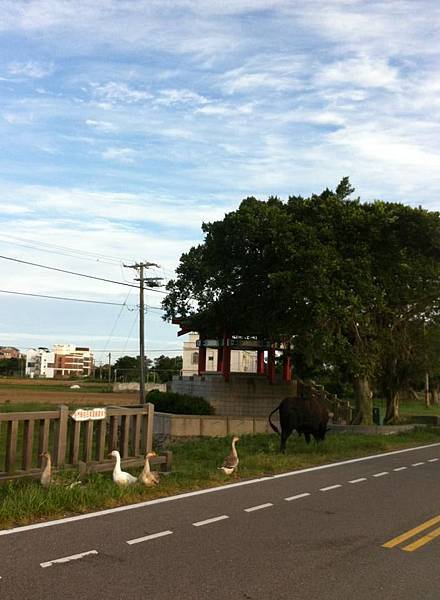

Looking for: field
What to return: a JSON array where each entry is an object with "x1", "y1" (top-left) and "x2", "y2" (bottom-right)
[{"x1": 0, "y1": 377, "x2": 138, "y2": 408}]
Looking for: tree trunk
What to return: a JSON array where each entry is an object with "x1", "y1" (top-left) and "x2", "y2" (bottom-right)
[
  {"x1": 352, "y1": 375, "x2": 373, "y2": 425},
  {"x1": 424, "y1": 372, "x2": 430, "y2": 407},
  {"x1": 384, "y1": 389, "x2": 400, "y2": 424}
]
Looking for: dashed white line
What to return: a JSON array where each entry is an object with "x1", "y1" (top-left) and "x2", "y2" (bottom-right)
[
  {"x1": 244, "y1": 503, "x2": 273, "y2": 512},
  {"x1": 394, "y1": 467, "x2": 407, "y2": 471},
  {"x1": 40, "y1": 550, "x2": 98, "y2": 569},
  {"x1": 320, "y1": 484, "x2": 342, "y2": 492},
  {"x1": 373, "y1": 472, "x2": 388, "y2": 477},
  {"x1": 428, "y1": 458, "x2": 439, "y2": 463},
  {"x1": 193, "y1": 515, "x2": 229, "y2": 527},
  {"x1": 349, "y1": 478, "x2": 367, "y2": 484},
  {"x1": 285, "y1": 493, "x2": 311, "y2": 501},
  {"x1": 412, "y1": 462, "x2": 425, "y2": 467},
  {"x1": 126, "y1": 530, "x2": 173, "y2": 545}
]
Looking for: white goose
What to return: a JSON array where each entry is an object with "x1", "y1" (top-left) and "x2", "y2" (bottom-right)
[
  {"x1": 40, "y1": 451, "x2": 52, "y2": 487},
  {"x1": 109, "y1": 450, "x2": 137, "y2": 486},
  {"x1": 218, "y1": 436, "x2": 240, "y2": 475},
  {"x1": 139, "y1": 452, "x2": 160, "y2": 486}
]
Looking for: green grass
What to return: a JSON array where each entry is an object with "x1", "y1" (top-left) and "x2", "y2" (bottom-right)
[
  {"x1": 374, "y1": 399, "x2": 440, "y2": 417},
  {"x1": 1, "y1": 428, "x2": 439, "y2": 530},
  {"x1": 0, "y1": 383, "x2": 113, "y2": 393}
]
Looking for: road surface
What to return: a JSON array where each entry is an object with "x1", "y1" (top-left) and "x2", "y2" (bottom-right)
[{"x1": 1, "y1": 442, "x2": 440, "y2": 599}]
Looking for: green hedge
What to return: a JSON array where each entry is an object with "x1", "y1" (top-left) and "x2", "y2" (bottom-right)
[{"x1": 146, "y1": 389, "x2": 215, "y2": 415}]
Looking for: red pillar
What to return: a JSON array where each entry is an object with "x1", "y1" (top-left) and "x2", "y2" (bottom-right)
[
  {"x1": 217, "y1": 346, "x2": 223, "y2": 372},
  {"x1": 257, "y1": 349, "x2": 265, "y2": 375},
  {"x1": 268, "y1": 346, "x2": 276, "y2": 384},
  {"x1": 198, "y1": 345, "x2": 206, "y2": 375},
  {"x1": 282, "y1": 353, "x2": 292, "y2": 382}
]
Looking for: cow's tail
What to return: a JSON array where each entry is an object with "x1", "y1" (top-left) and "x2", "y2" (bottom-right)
[{"x1": 268, "y1": 404, "x2": 281, "y2": 435}]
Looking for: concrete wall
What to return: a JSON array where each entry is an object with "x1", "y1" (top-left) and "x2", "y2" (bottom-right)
[
  {"x1": 113, "y1": 382, "x2": 167, "y2": 393},
  {"x1": 170, "y1": 372, "x2": 298, "y2": 416},
  {"x1": 154, "y1": 411, "x2": 274, "y2": 437}
]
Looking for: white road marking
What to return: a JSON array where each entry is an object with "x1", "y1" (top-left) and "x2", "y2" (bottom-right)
[
  {"x1": 393, "y1": 467, "x2": 407, "y2": 471},
  {"x1": 193, "y1": 515, "x2": 229, "y2": 527},
  {"x1": 428, "y1": 458, "x2": 439, "y2": 462},
  {"x1": 412, "y1": 462, "x2": 424, "y2": 467},
  {"x1": 40, "y1": 550, "x2": 98, "y2": 569},
  {"x1": 373, "y1": 472, "x2": 388, "y2": 477},
  {"x1": 349, "y1": 478, "x2": 367, "y2": 484},
  {"x1": 126, "y1": 530, "x2": 173, "y2": 545},
  {"x1": 285, "y1": 493, "x2": 310, "y2": 501},
  {"x1": 244, "y1": 503, "x2": 273, "y2": 512},
  {"x1": 3, "y1": 442, "x2": 440, "y2": 538},
  {"x1": 320, "y1": 484, "x2": 342, "y2": 492}
]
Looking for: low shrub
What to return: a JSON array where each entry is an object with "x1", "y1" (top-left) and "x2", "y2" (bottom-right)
[{"x1": 146, "y1": 389, "x2": 214, "y2": 415}]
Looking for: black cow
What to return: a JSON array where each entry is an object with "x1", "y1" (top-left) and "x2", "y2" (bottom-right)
[{"x1": 268, "y1": 395, "x2": 330, "y2": 452}]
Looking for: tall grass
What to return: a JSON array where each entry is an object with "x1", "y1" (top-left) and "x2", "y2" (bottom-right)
[{"x1": 1, "y1": 428, "x2": 439, "y2": 530}]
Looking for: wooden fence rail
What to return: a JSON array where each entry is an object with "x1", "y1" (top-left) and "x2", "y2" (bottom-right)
[{"x1": 0, "y1": 403, "x2": 168, "y2": 484}]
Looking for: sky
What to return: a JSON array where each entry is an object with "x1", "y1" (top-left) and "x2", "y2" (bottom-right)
[{"x1": 1, "y1": 0, "x2": 440, "y2": 367}]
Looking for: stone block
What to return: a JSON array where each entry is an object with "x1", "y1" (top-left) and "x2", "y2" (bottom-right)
[
  {"x1": 227, "y1": 418, "x2": 254, "y2": 435},
  {"x1": 170, "y1": 416, "x2": 201, "y2": 437},
  {"x1": 200, "y1": 418, "x2": 228, "y2": 437}
]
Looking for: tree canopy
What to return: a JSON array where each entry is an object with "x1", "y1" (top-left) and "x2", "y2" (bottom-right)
[{"x1": 163, "y1": 179, "x2": 440, "y2": 424}]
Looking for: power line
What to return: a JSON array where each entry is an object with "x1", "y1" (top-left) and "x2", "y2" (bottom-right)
[
  {"x1": 0, "y1": 287, "x2": 165, "y2": 310},
  {"x1": 0, "y1": 233, "x2": 134, "y2": 265},
  {"x1": 0, "y1": 254, "x2": 167, "y2": 293},
  {"x1": 0, "y1": 289, "x2": 128, "y2": 306}
]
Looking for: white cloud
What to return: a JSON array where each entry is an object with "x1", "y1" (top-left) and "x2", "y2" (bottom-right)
[
  {"x1": 91, "y1": 82, "x2": 152, "y2": 104},
  {"x1": 3, "y1": 112, "x2": 34, "y2": 124},
  {"x1": 318, "y1": 55, "x2": 399, "y2": 90},
  {"x1": 8, "y1": 61, "x2": 54, "y2": 78},
  {"x1": 86, "y1": 119, "x2": 117, "y2": 132},
  {"x1": 155, "y1": 89, "x2": 209, "y2": 106},
  {"x1": 102, "y1": 147, "x2": 137, "y2": 163}
]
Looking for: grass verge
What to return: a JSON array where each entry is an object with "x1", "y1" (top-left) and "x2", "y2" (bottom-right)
[{"x1": 1, "y1": 428, "x2": 439, "y2": 530}]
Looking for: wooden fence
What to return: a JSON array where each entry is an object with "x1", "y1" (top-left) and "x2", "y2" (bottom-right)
[{"x1": 0, "y1": 403, "x2": 171, "y2": 484}]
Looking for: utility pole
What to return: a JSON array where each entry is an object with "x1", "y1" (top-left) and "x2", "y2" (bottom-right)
[
  {"x1": 124, "y1": 261, "x2": 162, "y2": 404},
  {"x1": 108, "y1": 352, "x2": 112, "y2": 386}
]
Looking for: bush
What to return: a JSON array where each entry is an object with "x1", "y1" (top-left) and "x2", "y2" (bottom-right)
[{"x1": 146, "y1": 390, "x2": 214, "y2": 415}]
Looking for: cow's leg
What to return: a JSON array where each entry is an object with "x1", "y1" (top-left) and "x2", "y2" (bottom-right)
[
  {"x1": 304, "y1": 432, "x2": 311, "y2": 444},
  {"x1": 280, "y1": 428, "x2": 292, "y2": 453}
]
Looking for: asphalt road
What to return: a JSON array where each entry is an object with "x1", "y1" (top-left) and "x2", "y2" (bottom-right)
[{"x1": 1, "y1": 443, "x2": 440, "y2": 599}]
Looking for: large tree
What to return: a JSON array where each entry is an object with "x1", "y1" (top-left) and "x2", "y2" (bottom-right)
[{"x1": 163, "y1": 180, "x2": 440, "y2": 424}]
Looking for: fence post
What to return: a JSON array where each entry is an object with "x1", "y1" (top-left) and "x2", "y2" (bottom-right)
[
  {"x1": 163, "y1": 450, "x2": 173, "y2": 472},
  {"x1": 145, "y1": 402, "x2": 154, "y2": 453},
  {"x1": 55, "y1": 405, "x2": 69, "y2": 466}
]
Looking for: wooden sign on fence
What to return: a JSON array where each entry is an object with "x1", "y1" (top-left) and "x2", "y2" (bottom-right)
[{"x1": 71, "y1": 408, "x2": 107, "y2": 421}]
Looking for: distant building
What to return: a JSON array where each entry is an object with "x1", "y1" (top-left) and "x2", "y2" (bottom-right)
[
  {"x1": 0, "y1": 346, "x2": 20, "y2": 360},
  {"x1": 182, "y1": 333, "x2": 257, "y2": 376},
  {"x1": 25, "y1": 344, "x2": 94, "y2": 378},
  {"x1": 52, "y1": 344, "x2": 94, "y2": 378},
  {"x1": 25, "y1": 348, "x2": 55, "y2": 378}
]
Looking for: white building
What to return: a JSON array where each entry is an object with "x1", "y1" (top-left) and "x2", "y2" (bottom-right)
[
  {"x1": 25, "y1": 348, "x2": 55, "y2": 378},
  {"x1": 25, "y1": 344, "x2": 94, "y2": 378},
  {"x1": 182, "y1": 333, "x2": 257, "y2": 376}
]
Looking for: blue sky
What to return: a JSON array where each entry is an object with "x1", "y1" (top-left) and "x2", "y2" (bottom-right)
[{"x1": 1, "y1": 0, "x2": 440, "y2": 366}]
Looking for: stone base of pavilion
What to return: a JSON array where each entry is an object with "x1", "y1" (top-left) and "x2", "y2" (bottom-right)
[{"x1": 170, "y1": 372, "x2": 298, "y2": 417}]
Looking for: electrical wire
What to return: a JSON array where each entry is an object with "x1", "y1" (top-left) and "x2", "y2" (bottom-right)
[
  {"x1": 0, "y1": 233, "x2": 134, "y2": 265},
  {"x1": 0, "y1": 254, "x2": 167, "y2": 293},
  {"x1": 0, "y1": 289, "x2": 128, "y2": 306},
  {"x1": 0, "y1": 287, "x2": 165, "y2": 311}
]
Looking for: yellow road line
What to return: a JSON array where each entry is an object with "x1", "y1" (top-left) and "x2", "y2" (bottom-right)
[
  {"x1": 403, "y1": 526, "x2": 440, "y2": 552},
  {"x1": 382, "y1": 514, "x2": 440, "y2": 548}
]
